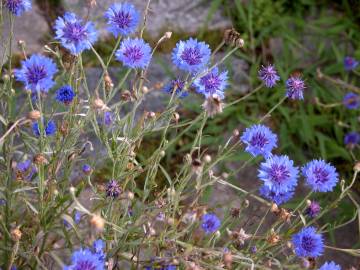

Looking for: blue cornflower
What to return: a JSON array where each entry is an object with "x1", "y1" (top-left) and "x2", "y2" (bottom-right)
[
  {"x1": 194, "y1": 67, "x2": 228, "y2": 100},
  {"x1": 163, "y1": 266, "x2": 177, "y2": 270},
  {"x1": 14, "y1": 54, "x2": 57, "y2": 93},
  {"x1": 63, "y1": 248, "x2": 104, "y2": 270},
  {"x1": 82, "y1": 164, "x2": 92, "y2": 175},
  {"x1": 54, "y1": 12, "x2": 98, "y2": 55},
  {"x1": 93, "y1": 239, "x2": 105, "y2": 261},
  {"x1": 16, "y1": 159, "x2": 37, "y2": 181},
  {"x1": 258, "y1": 155, "x2": 299, "y2": 195},
  {"x1": 318, "y1": 261, "x2": 341, "y2": 270},
  {"x1": 240, "y1": 124, "x2": 278, "y2": 158},
  {"x1": 344, "y1": 56, "x2": 359, "y2": 71},
  {"x1": 342, "y1": 92, "x2": 360, "y2": 110},
  {"x1": 259, "y1": 185, "x2": 294, "y2": 205},
  {"x1": 172, "y1": 38, "x2": 211, "y2": 73},
  {"x1": 56, "y1": 85, "x2": 76, "y2": 105},
  {"x1": 302, "y1": 159, "x2": 339, "y2": 192},
  {"x1": 115, "y1": 38, "x2": 152, "y2": 69},
  {"x1": 104, "y1": 3, "x2": 140, "y2": 37},
  {"x1": 286, "y1": 75, "x2": 305, "y2": 100},
  {"x1": 258, "y1": 64, "x2": 280, "y2": 88},
  {"x1": 344, "y1": 132, "x2": 360, "y2": 147},
  {"x1": 305, "y1": 200, "x2": 321, "y2": 218},
  {"x1": 104, "y1": 111, "x2": 113, "y2": 126},
  {"x1": 201, "y1": 213, "x2": 221, "y2": 234},
  {"x1": 32, "y1": 120, "x2": 56, "y2": 137},
  {"x1": 163, "y1": 78, "x2": 189, "y2": 98},
  {"x1": 292, "y1": 226, "x2": 323, "y2": 258},
  {"x1": 74, "y1": 211, "x2": 82, "y2": 224},
  {"x1": 5, "y1": 0, "x2": 31, "y2": 16},
  {"x1": 106, "y1": 179, "x2": 121, "y2": 198}
]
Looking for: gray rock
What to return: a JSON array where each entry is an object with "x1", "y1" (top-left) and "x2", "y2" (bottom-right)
[
  {"x1": 0, "y1": 3, "x2": 49, "y2": 61},
  {"x1": 64, "y1": 0, "x2": 231, "y2": 38}
]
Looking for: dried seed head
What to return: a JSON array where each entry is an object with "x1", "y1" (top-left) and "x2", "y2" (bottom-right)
[
  {"x1": 27, "y1": 110, "x2": 41, "y2": 121},
  {"x1": 104, "y1": 72, "x2": 114, "y2": 91},
  {"x1": 192, "y1": 158, "x2": 203, "y2": 174},
  {"x1": 202, "y1": 94, "x2": 223, "y2": 117},
  {"x1": 11, "y1": 227, "x2": 22, "y2": 241},
  {"x1": 121, "y1": 90, "x2": 133, "y2": 102},
  {"x1": 60, "y1": 121, "x2": 69, "y2": 136},
  {"x1": 231, "y1": 228, "x2": 251, "y2": 245},
  {"x1": 3, "y1": 74, "x2": 10, "y2": 81},
  {"x1": 230, "y1": 207, "x2": 241, "y2": 218},
  {"x1": 33, "y1": 154, "x2": 48, "y2": 165},
  {"x1": 186, "y1": 262, "x2": 201, "y2": 270},
  {"x1": 223, "y1": 28, "x2": 244, "y2": 48},
  {"x1": 279, "y1": 208, "x2": 292, "y2": 223},
  {"x1": 90, "y1": 215, "x2": 105, "y2": 231},
  {"x1": 267, "y1": 230, "x2": 280, "y2": 245},
  {"x1": 166, "y1": 217, "x2": 175, "y2": 225}
]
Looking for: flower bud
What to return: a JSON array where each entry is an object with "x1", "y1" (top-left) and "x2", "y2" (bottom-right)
[
  {"x1": 165, "y1": 32, "x2": 172, "y2": 39},
  {"x1": 203, "y1": 154, "x2": 212, "y2": 163},
  {"x1": 104, "y1": 72, "x2": 114, "y2": 91},
  {"x1": 90, "y1": 215, "x2": 105, "y2": 232},
  {"x1": 93, "y1": 98, "x2": 108, "y2": 111},
  {"x1": 11, "y1": 227, "x2": 22, "y2": 241},
  {"x1": 142, "y1": 86, "x2": 149, "y2": 94},
  {"x1": 353, "y1": 161, "x2": 360, "y2": 172},
  {"x1": 27, "y1": 110, "x2": 41, "y2": 121}
]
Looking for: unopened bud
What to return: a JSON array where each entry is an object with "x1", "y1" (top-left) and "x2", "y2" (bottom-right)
[
  {"x1": 121, "y1": 90, "x2": 133, "y2": 101},
  {"x1": 104, "y1": 72, "x2": 114, "y2": 91},
  {"x1": 18, "y1": 40, "x2": 25, "y2": 47},
  {"x1": 232, "y1": 129, "x2": 240, "y2": 137},
  {"x1": 203, "y1": 154, "x2": 212, "y2": 163},
  {"x1": 354, "y1": 161, "x2": 360, "y2": 172},
  {"x1": 27, "y1": 110, "x2": 41, "y2": 121},
  {"x1": 125, "y1": 191, "x2": 134, "y2": 200},
  {"x1": 90, "y1": 215, "x2": 105, "y2": 231},
  {"x1": 165, "y1": 32, "x2": 172, "y2": 39},
  {"x1": 270, "y1": 203, "x2": 280, "y2": 214},
  {"x1": 142, "y1": 86, "x2": 149, "y2": 94}
]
